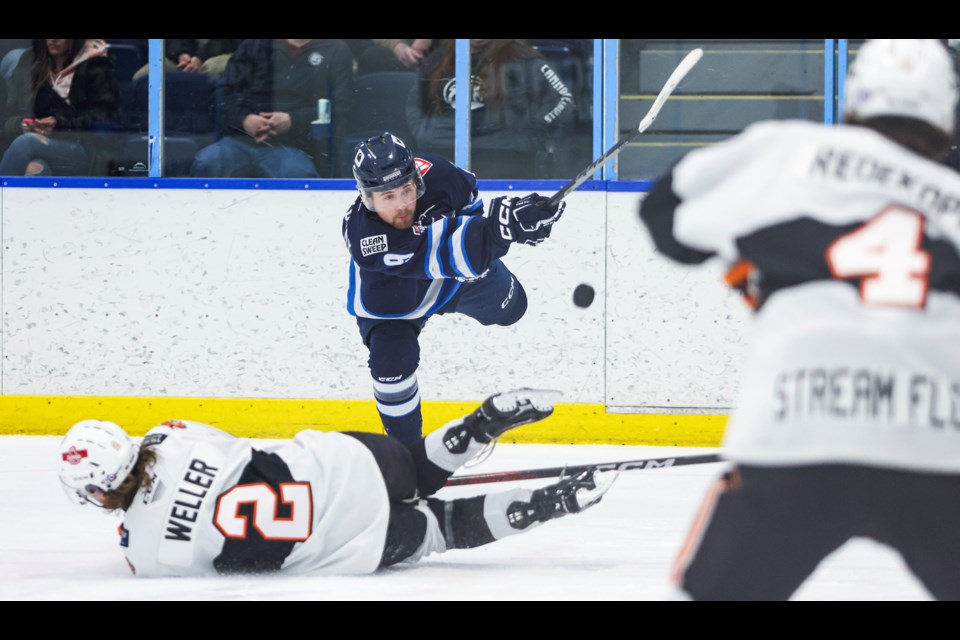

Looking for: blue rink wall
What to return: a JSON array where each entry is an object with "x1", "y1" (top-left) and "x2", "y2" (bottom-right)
[{"x1": 0, "y1": 179, "x2": 747, "y2": 442}]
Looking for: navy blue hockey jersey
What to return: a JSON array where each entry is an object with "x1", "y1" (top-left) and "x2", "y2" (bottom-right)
[{"x1": 343, "y1": 153, "x2": 510, "y2": 319}]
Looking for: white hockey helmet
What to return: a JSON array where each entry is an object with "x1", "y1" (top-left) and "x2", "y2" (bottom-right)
[
  {"x1": 844, "y1": 39, "x2": 959, "y2": 135},
  {"x1": 57, "y1": 419, "x2": 139, "y2": 507}
]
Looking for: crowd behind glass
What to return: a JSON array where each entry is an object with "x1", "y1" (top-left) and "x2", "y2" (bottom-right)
[{"x1": 0, "y1": 39, "x2": 952, "y2": 180}]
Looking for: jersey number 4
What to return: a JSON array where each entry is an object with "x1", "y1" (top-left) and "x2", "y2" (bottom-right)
[
  {"x1": 214, "y1": 482, "x2": 313, "y2": 542},
  {"x1": 827, "y1": 207, "x2": 930, "y2": 309}
]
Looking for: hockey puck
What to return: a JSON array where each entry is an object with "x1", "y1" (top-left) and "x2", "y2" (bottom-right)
[{"x1": 573, "y1": 284, "x2": 595, "y2": 308}]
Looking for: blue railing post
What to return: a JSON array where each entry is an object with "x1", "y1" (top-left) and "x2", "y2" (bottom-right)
[
  {"x1": 147, "y1": 39, "x2": 165, "y2": 177},
  {"x1": 455, "y1": 39, "x2": 470, "y2": 170},
  {"x1": 592, "y1": 38, "x2": 603, "y2": 180},
  {"x1": 824, "y1": 39, "x2": 835, "y2": 125}
]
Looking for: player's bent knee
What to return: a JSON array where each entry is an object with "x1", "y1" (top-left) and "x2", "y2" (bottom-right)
[
  {"x1": 468, "y1": 278, "x2": 528, "y2": 327},
  {"x1": 493, "y1": 285, "x2": 528, "y2": 326},
  {"x1": 368, "y1": 322, "x2": 420, "y2": 363}
]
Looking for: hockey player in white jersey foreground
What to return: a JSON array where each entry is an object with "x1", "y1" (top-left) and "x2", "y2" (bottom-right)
[
  {"x1": 641, "y1": 39, "x2": 960, "y2": 600},
  {"x1": 56, "y1": 389, "x2": 614, "y2": 576}
]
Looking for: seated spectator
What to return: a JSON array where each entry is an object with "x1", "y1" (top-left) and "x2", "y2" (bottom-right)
[
  {"x1": 197, "y1": 39, "x2": 242, "y2": 78},
  {"x1": 406, "y1": 39, "x2": 576, "y2": 179},
  {"x1": 356, "y1": 39, "x2": 434, "y2": 75},
  {"x1": 131, "y1": 39, "x2": 242, "y2": 80},
  {"x1": 190, "y1": 39, "x2": 352, "y2": 179},
  {"x1": 0, "y1": 39, "x2": 118, "y2": 176}
]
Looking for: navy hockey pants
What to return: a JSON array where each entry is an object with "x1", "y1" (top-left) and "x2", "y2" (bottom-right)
[{"x1": 357, "y1": 260, "x2": 528, "y2": 447}]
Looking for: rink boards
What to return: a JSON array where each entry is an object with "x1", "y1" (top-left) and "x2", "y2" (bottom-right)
[{"x1": 0, "y1": 182, "x2": 747, "y2": 443}]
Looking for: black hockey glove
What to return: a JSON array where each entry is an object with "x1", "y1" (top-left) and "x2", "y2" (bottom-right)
[{"x1": 489, "y1": 193, "x2": 566, "y2": 247}]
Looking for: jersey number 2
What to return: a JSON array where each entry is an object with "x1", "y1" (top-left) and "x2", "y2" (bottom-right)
[
  {"x1": 827, "y1": 207, "x2": 930, "y2": 308},
  {"x1": 214, "y1": 482, "x2": 313, "y2": 541}
]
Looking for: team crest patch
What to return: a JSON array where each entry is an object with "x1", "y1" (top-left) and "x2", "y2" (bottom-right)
[
  {"x1": 361, "y1": 234, "x2": 388, "y2": 256},
  {"x1": 309, "y1": 52, "x2": 324, "y2": 66},
  {"x1": 415, "y1": 158, "x2": 433, "y2": 175},
  {"x1": 412, "y1": 225, "x2": 424, "y2": 235},
  {"x1": 62, "y1": 446, "x2": 87, "y2": 465}
]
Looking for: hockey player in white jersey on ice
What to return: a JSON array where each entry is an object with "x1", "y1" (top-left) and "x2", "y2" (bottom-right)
[
  {"x1": 57, "y1": 389, "x2": 614, "y2": 576},
  {"x1": 640, "y1": 39, "x2": 960, "y2": 600}
]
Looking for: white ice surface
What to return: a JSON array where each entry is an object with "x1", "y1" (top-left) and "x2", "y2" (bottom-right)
[{"x1": 0, "y1": 438, "x2": 932, "y2": 600}]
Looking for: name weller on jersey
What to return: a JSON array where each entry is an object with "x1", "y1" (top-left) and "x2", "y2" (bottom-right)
[{"x1": 165, "y1": 458, "x2": 220, "y2": 542}]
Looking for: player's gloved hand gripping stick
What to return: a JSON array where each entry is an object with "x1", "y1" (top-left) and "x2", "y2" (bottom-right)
[{"x1": 490, "y1": 193, "x2": 567, "y2": 246}]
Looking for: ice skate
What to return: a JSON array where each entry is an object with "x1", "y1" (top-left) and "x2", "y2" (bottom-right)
[
  {"x1": 506, "y1": 467, "x2": 617, "y2": 530},
  {"x1": 439, "y1": 389, "x2": 560, "y2": 465},
  {"x1": 467, "y1": 388, "x2": 560, "y2": 443}
]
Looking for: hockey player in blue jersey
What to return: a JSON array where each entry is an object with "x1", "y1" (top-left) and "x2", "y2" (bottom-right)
[{"x1": 343, "y1": 132, "x2": 566, "y2": 446}]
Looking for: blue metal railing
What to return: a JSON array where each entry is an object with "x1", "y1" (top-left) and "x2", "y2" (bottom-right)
[
  {"x1": 454, "y1": 39, "x2": 471, "y2": 170},
  {"x1": 147, "y1": 39, "x2": 164, "y2": 178},
  {"x1": 603, "y1": 39, "x2": 619, "y2": 181},
  {"x1": 824, "y1": 39, "x2": 835, "y2": 125}
]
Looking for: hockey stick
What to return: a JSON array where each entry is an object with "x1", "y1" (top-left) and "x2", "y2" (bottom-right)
[
  {"x1": 545, "y1": 47, "x2": 704, "y2": 207},
  {"x1": 444, "y1": 452, "x2": 723, "y2": 487}
]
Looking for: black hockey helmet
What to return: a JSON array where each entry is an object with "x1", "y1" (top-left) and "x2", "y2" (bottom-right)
[{"x1": 352, "y1": 132, "x2": 426, "y2": 211}]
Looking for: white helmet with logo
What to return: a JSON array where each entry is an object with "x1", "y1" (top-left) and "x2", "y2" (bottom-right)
[
  {"x1": 844, "y1": 39, "x2": 959, "y2": 134},
  {"x1": 57, "y1": 419, "x2": 139, "y2": 507}
]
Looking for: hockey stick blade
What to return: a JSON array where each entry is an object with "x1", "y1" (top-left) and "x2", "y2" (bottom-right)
[
  {"x1": 444, "y1": 451, "x2": 723, "y2": 487},
  {"x1": 545, "y1": 47, "x2": 703, "y2": 207}
]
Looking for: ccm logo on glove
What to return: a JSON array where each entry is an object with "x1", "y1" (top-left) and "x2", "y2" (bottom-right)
[
  {"x1": 498, "y1": 198, "x2": 514, "y2": 242},
  {"x1": 491, "y1": 193, "x2": 566, "y2": 247}
]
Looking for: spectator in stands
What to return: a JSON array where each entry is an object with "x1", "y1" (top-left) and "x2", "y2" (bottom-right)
[
  {"x1": 131, "y1": 39, "x2": 242, "y2": 80},
  {"x1": 356, "y1": 40, "x2": 434, "y2": 75},
  {"x1": 0, "y1": 39, "x2": 118, "y2": 176},
  {"x1": 190, "y1": 39, "x2": 352, "y2": 178},
  {"x1": 405, "y1": 39, "x2": 576, "y2": 178}
]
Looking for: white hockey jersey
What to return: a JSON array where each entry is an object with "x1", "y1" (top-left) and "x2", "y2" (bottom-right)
[
  {"x1": 120, "y1": 420, "x2": 390, "y2": 576},
  {"x1": 640, "y1": 119, "x2": 960, "y2": 472}
]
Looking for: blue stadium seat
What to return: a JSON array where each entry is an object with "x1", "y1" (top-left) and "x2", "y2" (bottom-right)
[
  {"x1": 122, "y1": 72, "x2": 218, "y2": 176},
  {"x1": 135, "y1": 72, "x2": 217, "y2": 134},
  {"x1": 105, "y1": 39, "x2": 148, "y2": 59},
  {"x1": 0, "y1": 48, "x2": 25, "y2": 80},
  {"x1": 108, "y1": 44, "x2": 144, "y2": 84},
  {"x1": 0, "y1": 76, "x2": 8, "y2": 144}
]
